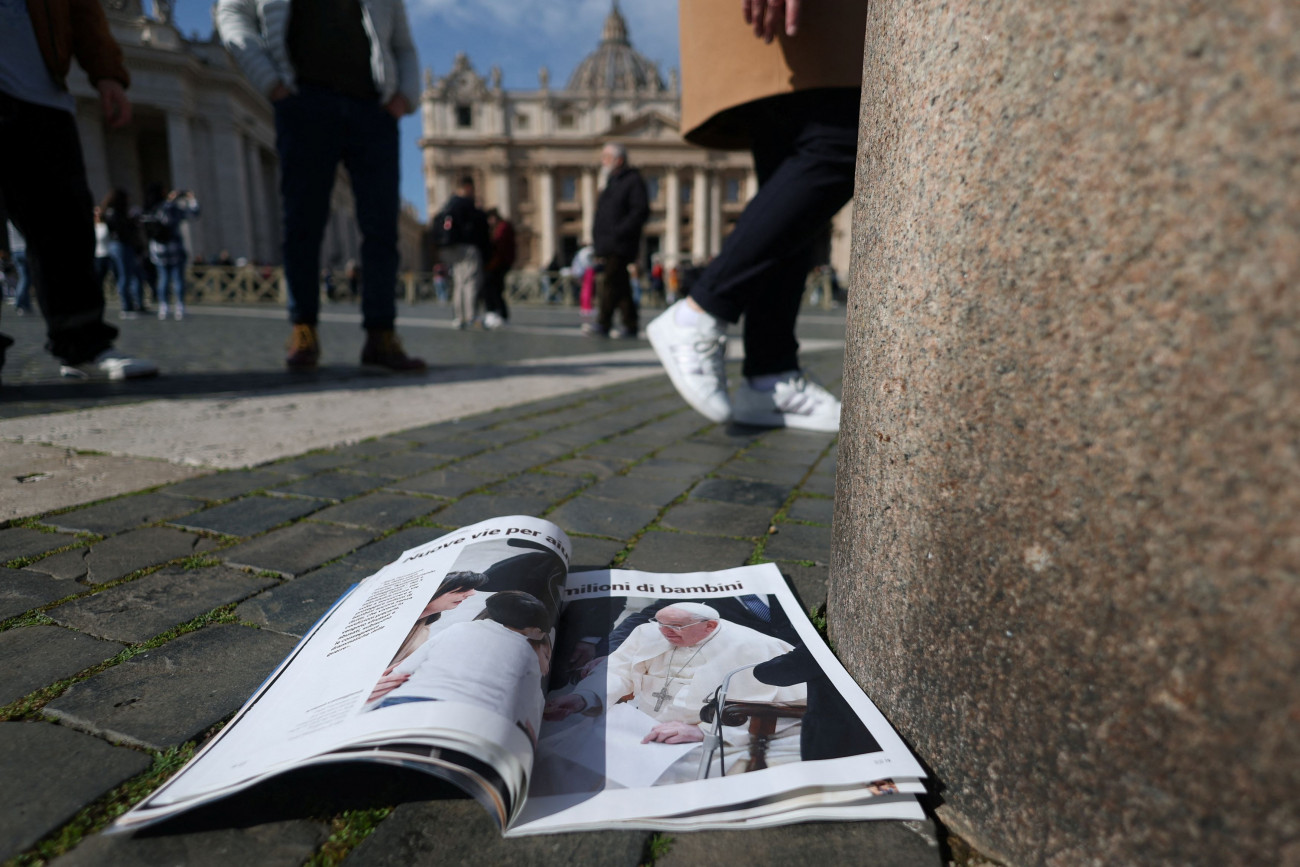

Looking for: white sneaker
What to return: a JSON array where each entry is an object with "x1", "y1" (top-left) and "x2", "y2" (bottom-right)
[
  {"x1": 733, "y1": 371, "x2": 841, "y2": 432},
  {"x1": 483, "y1": 311, "x2": 504, "y2": 330},
  {"x1": 174, "y1": 304, "x2": 185, "y2": 320},
  {"x1": 60, "y1": 348, "x2": 160, "y2": 381},
  {"x1": 157, "y1": 303, "x2": 169, "y2": 320},
  {"x1": 646, "y1": 299, "x2": 731, "y2": 423}
]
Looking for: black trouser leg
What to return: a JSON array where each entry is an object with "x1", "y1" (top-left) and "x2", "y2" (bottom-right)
[
  {"x1": 0, "y1": 92, "x2": 117, "y2": 364},
  {"x1": 687, "y1": 88, "x2": 859, "y2": 378},
  {"x1": 597, "y1": 255, "x2": 635, "y2": 332}
]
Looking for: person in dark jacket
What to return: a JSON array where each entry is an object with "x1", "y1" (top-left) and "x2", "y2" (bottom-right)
[
  {"x1": 588, "y1": 143, "x2": 648, "y2": 338},
  {"x1": 0, "y1": 0, "x2": 157, "y2": 381},
  {"x1": 434, "y1": 176, "x2": 489, "y2": 329},
  {"x1": 482, "y1": 208, "x2": 516, "y2": 329}
]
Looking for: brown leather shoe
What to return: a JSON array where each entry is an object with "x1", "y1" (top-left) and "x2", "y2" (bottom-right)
[
  {"x1": 286, "y1": 323, "x2": 320, "y2": 371},
  {"x1": 361, "y1": 329, "x2": 426, "y2": 373}
]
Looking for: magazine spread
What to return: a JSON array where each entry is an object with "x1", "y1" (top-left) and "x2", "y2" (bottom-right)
[{"x1": 114, "y1": 516, "x2": 927, "y2": 835}]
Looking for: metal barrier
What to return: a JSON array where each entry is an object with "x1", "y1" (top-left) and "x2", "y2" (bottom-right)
[{"x1": 104, "y1": 266, "x2": 837, "y2": 310}]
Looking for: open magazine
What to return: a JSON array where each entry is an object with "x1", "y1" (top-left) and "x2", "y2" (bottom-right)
[{"x1": 113, "y1": 516, "x2": 927, "y2": 835}]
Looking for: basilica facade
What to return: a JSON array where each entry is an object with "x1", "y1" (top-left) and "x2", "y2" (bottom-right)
[{"x1": 418, "y1": 4, "x2": 852, "y2": 275}]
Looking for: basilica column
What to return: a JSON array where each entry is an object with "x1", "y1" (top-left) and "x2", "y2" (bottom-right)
[
  {"x1": 663, "y1": 168, "x2": 681, "y2": 265},
  {"x1": 209, "y1": 122, "x2": 254, "y2": 260},
  {"x1": 245, "y1": 137, "x2": 272, "y2": 263},
  {"x1": 537, "y1": 167, "x2": 557, "y2": 267},
  {"x1": 490, "y1": 164, "x2": 511, "y2": 218},
  {"x1": 580, "y1": 167, "x2": 597, "y2": 245},
  {"x1": 745, "y1": 170, "x2": 759, "y2": 203},
  {"x1": 691, "y1": 170, "x2": 709, "y2": 261},
  {"x1": 75, "y1": 102, "x2": 111, "y2": 201},
  {"x1": 166, "y1": 112, "x2": 204, "y2": 257},
  {"x1": 708, "y1": 172, "x2": 723, "y2": 256}
]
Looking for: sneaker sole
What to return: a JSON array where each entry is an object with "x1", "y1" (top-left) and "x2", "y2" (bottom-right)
[
  {"x1": 646, "y1": 315, "x2": 731, "y2": 423},
  {"x1": 732, "y1": 408, "x2": 840, "y2": 433}
]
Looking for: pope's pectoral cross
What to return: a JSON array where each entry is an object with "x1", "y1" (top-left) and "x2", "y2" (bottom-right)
[{"x1": 651, "y1": 684, "x2": 674, "y2": 712}]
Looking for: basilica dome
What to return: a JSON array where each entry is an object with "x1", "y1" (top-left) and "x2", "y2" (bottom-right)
[{"x1": 566, "y1": 2, "x2": 665, "y2": 94}]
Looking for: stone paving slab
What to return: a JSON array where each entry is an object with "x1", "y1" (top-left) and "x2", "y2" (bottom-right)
[
  {"x1": 47, "y1": 566, "x2": 278, "y2": 644},
  {"x1": 431, "y1": 494, "x2": 550, "y2": 529},
  {"x1": 330, "y1": 440, "x2": 414, "y2": 460},
  {"x1": 786, "y1": 496, "x2": 835, "y2": 525},
  {"x1": 547, "y1": 497, "x2": 660, "y2": 540},
  {"x1": 801, "y1": 472, "x2": 837, "y2": 498},
  {"x1": 220, "y1": 523, "x2": 376, "y2": 578},
  {"x1": 345, "y1": 799, "x2": 649, "y2": 867},
  {"x1": 308, "y1": 492, "x2": 441, "y2": 530},
  {"x1": 655, "y1": 819, "x2": 942, "y2": 867},
  {"x1": 545, "y1": 456, "x2": 632, "y2": 479},
  {"x1": 349, "y1": 452, "x2": 455, "y2": 480},
  {"x1": 627, "y1": 457, "x2": 717, "y2": 481},
  {"x1": 659, "y1": 500, "x2": 777, "y2": 538},
  {"x1": 691, "y1": 478, "x2": 791, "y2": 509},
  {"x1": 584, "y1": 474, "x2": 689, "y2": 507},
  {"x1": 661, "y1": 440, "x2": 746, "y2": 465},
  {"x1": 344, "y1": 526, "x2": 451, "y2": 573},
  {"x1": 0, "y1": 527, "x2": 79, "y2": 565},
  {"x1": 489, "y1": 472, "x2": 588, "y2": 502},
  {"x1": 159, "y1": 469, "x2": 297, "y2": 502},
  {"x1": 773, "y1": 561, "x2": 831, "y2": 611},
  {"x1": 764, "y1": 523, "x2": 835, "y2": 565},
  {"x1": 236, "y1": 562, "x2": 364, "y2": 637},
  {"x1": 42, "y1": 492, "x2": 205, "y2": 536},
  {"x1": 568, "y1": 536, "x2": 628, "y2": 571},
  {"x1": 453, "y1": 447, "x2": 567, "y2": 477},
  {"x1": 265, "y1": 452, "x2": 366, "y2": 476},
  {"x1": 45, "y1": 625, "x2": 300, "y2": 750},
  {"x1": 266, "y1": 470, "x2": 387, "y2": 501},
  {"x1": 385, "y1": 468, "x2": 493, "y2": 498},
  {"x1": 51, "y1": 819, "x2": 330, "y2": 867},
  {"x1": 581, "y1": 439, "x2": 656, "y2": 460},
  {"x1": 717, "y1": 457, "x2": 812, "y2": 486},
  {"x1": 0, "y1": 625, "x2": 125, "y2": 706},
  {"x1": 172, "y1": 496, "x2": 327, "y2": 537},
  {"x1": 18, "y1": 546, "x2": 94, "y2": 581},
  {"x1": 0, "y1": 722, "x2": 152, "y2": 861},
  {"x1": 622, "y1": 531, "x2": 756, "y2": 574},
  {"x1": 74, "y1": 527, "x2": 214, "y2": 585},
  {"x1": 0, "y1": 567, "x2": 79, "y2": 621}
]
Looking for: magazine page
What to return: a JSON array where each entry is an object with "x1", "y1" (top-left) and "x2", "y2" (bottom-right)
[
  {"x1": 115, "y1": 516, "x2": 571, "y2": 831},
  {"x1": 509, "y1": 563, "x2": 926, "y2": 835}
]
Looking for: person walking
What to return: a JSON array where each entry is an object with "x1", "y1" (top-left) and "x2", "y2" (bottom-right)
[
  {"x1": 0, "y1": 0, "x2": 157, "y2": 382},
  {"x1": 482, "y1": 208, "x2": 515, "y2": 329},
  {"x1": 216, "y1": 0, "x2": 426, "y2": 373},
  {"x1": 142, "y1": 184, "x2": 200, "y2": 320},
  {"x1": 645, "y1": 0, "x2": 862, "y2": 432},
  {"x1": 433, "y1": 176, "x2": 488, "y2": 329},
  {"x1": 587, "y1": 143, "x2": 648, "y2": 338}
]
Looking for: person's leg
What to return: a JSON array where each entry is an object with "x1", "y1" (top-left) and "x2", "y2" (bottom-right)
[
  {"x1": 275, "y1": 87, "x2": 344, "y2": 327},
  {"x1": 615, "y1": 260, "x2": 638, "y2": 334},
  {"x1": 594, "y1": 258, "x2": 619, "y2": 332},
  {"x1": 0, "y1": 93, "x2": 119, "y2": 364},
  {"x1": 341, "y1": 97, "x2": 400, "y2": 332},
  {"x1": 12, "y1": 250, "x2": 31, "y2": 312}
]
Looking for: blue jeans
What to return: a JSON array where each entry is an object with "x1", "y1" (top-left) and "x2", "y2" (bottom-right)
[
  {"x1": 107, "y1": 240, "x2": 144, "y2": 312},
  {"x1": 156, "y1": 260, "x2": 186, "y2": 307},
  {"x1": 11, "y1": 250, "x2": 31, "y2": 311},
  {"x1": 274, "y1": 85, "x2": 399, "y2": 330}
]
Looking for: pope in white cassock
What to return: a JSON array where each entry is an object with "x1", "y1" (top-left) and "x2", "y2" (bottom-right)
[{"x1": 544, "y1": 602, "x2": 806, "y2": 746}]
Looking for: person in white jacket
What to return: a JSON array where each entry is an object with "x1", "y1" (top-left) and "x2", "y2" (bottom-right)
[{"x1": 215, "y1": 0, "x2": 426, "y2": 373}]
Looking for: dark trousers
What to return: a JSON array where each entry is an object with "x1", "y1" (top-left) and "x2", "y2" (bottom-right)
[
  {"x1": 688, "y1": 88, "x2": 859, "y2": 378},
  {"x1": 275, "y1": 85, "x2": 400, "y2": 330},
  {"x1": 596, "y1": 254, "x2": 637, "y2": 332},
  {"x1": 0, "y1": 92, "x2": 117, "y2": 364},
  {"x1": 483, "y1": 269, "x2": 509, "y2": 319}
]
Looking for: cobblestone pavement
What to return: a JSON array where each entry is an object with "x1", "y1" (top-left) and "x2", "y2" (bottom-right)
[{"x1": 0, "y1": 301, "x2": 942, "y2": 866}]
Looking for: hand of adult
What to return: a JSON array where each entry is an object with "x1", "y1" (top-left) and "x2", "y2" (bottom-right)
[
  {"x1": 743, "y1": 0, "x2": 801, "y2": 42},
  {"x1": 580, "y1": 654, "x2": 608, "y2": 679},
  {"x1": 567, "y1": 641, "x2": 597, "y2": 669},
  {"x1": 543, "y1": 693, "x2": 587, "y2": 721},
  {"x1": 269, "y1": 83, "x2": 292, "y2": 102},
  {"x1": 385, "y1": 94, "x2": 412, "y2": 119},
  {"x1": 366, "y1": 670, "x2": 410, "y2": 703},
  {"x1": 642, "y1": 721, "x2": 705, "y2": 744},
  {"x1": 97, "y1": 80, "x2": 132, "y2": 128}
]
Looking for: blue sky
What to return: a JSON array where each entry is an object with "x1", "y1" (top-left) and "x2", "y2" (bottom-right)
[{"x1": 172, "y1": 0, "x2": 681, "y2": 219}]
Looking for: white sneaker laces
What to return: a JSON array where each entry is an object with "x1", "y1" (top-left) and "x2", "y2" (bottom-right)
[{"x1": 670, "y1": 334, "x2": 727, "y2": 380}]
